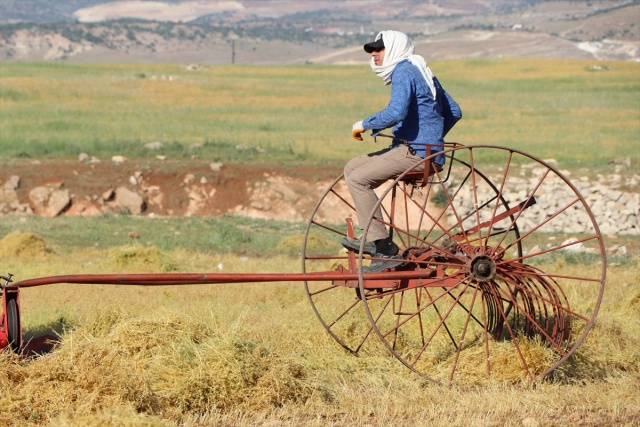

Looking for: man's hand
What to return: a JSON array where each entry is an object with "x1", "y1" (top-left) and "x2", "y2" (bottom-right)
[{"x1": 352, "y1": 120, "x2": 365, "y2": 141}]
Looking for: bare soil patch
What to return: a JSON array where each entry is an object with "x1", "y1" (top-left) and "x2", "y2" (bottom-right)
[{"x1": 0, "y1": 158, "x2": 343, "y2": 219}]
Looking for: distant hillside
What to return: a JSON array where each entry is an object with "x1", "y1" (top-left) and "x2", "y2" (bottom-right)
[
  {"x1": 0, "y1": 1, "x2": 518, "y2": 25},
  {"x1": 0, "y1": 0, "x2": 638, "y2": 63}
]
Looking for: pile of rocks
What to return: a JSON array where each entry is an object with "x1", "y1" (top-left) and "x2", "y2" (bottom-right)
[
  {"x1": 445, "y1": 166, "x2": 639, "y2": 236},
  {"x1": 0, "y1": 177, "x2": 147, "y2": 218}
]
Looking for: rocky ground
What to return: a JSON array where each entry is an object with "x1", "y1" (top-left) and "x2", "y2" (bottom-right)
[
  {"x1": 0, "y1": 157, "x2": 344, "y2": 221},
  {"x1": 1, "y1": 155, "x2": 638, "y2": 244}
]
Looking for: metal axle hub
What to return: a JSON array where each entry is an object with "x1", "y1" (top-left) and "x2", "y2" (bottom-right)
[{"x1": 469, "y1": 255, "x2": 497, "y2": 282}]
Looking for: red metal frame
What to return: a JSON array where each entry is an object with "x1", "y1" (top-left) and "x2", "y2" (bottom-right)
[
  {"x1": 0, "y1": 290, "x2": 10, "y2": 349},
  {"x1": 0, "y1": 284, "x2": 20, "y2": 351}
]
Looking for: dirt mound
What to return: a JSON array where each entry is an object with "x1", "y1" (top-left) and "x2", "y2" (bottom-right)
[{"x1": 0, "y1": 158, "x2": 344, "y2": 221}]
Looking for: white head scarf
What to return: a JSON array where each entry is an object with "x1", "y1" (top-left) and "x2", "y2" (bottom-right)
[{"x1": 370, "y1": 30, "x2": 436, "y2": 99}]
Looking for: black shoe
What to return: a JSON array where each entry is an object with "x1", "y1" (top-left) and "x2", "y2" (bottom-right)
[
  {"x1": 341, "y1": 236, "x2": 376, "y2": 256},
  {"x1": 375, "y1": 237, "x2": 400, "y2": 257},
  {"x1": 362, "y1": 255, "x2": 404, "y2": 273}
]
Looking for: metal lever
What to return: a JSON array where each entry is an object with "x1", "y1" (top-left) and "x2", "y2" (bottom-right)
[{"x1": 1, "y1": 273, "x2": 14, "y2": 287}]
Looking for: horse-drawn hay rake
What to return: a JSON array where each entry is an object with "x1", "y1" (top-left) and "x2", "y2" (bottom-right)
[{"x1": 1, "y1": 144, "x2": 606, "y2": 385}]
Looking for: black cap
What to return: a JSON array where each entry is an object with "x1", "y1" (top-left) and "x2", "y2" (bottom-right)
[{"x1": 364, "y1": 36, "x2": 384, "y2": 53}]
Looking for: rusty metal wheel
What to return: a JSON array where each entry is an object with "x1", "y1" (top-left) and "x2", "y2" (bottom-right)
[
  {"x1": 302, "y1": 173, "x2": 381, "y2": 356},
  {"x1": 358, "y1": 145, "x2": 606, "y2": 385},
  {"x1": 6, "y1": 298, "x2": 20, "y2": 352}
]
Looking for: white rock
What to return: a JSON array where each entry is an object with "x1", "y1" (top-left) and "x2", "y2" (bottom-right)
[
  {"x1": 3, "y1": 175, "x2": 20, "y2": 190},
  {"x1": 144, "y1": 141, "x2": 163, "y2": 150},
  {"x1": 45, "y1": 189, "x2": 71, "y2": 217},
  {"x1": 561, "y1": 237, "x2": 584, "y2": 251},
  {"x1": 115, "y1": 187, "x2": 145, "y2": 214}
]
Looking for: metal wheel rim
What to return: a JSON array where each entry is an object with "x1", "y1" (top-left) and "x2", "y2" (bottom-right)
[{"x1": 358, "y1": 144, "x2": 606, "y2": 385}]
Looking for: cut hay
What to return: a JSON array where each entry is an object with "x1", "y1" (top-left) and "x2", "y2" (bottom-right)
[
  {"x1": 0, "y1": 231, "x2": 52, "y2": 258},
  {"x1": 276, "y1": 232, "x2": 336, "y2": 256},
  {"x1": 430, "y1": 335, "x2": 559, "y2": 385},
  {"x1": 0, "y1": 310, "x2": 317, "y2": 425},
  {"x1": 107, "y1": 245, "x2": 177, "y2": 272}
]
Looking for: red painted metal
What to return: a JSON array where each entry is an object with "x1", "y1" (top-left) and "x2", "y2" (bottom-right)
[
  {"x1": 0, "y1": 277, "x2": 20, "y2": 353},
  {"x1": 0, "y1": 304, "x2": 8, "y2": 350},
  {"x1": 14, "y1": 269, "x2": 440, "y2": 288}
]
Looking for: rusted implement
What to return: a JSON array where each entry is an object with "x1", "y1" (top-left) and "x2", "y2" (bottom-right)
[{"x1": 1, "y1": 144, "x2": 606, "y2": 385}]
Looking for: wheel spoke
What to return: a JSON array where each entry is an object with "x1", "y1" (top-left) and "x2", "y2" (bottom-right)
[{"x1": 449, "y1": 285, "x2": 481, "y2": 383}]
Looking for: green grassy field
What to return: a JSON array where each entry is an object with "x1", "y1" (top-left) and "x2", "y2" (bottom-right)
[
  {"x1": 1, "y1": 59, "x2": 639, "y2": 169},
  {"x1": 0, "y1": 59, "x2": 639, "y2": 426}
]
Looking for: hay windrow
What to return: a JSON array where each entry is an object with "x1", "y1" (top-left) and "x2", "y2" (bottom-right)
[
  {"x1": 0, "y1": 311, "x2": 318, "y2": 425},
  {"x1": 107, "y1": 245, "x2": 177, "y2": 272},
  {"x1": 0, "y1": 231, "x2": 52, "y2": 258}
]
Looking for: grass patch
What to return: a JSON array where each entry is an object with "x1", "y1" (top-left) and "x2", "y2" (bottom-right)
[
  {"x1": 0, "y1": 215, "x2": 313, "y2": 256},
  {"x1": 0, "y1": 59, "x2": 638, "y2": 169}
]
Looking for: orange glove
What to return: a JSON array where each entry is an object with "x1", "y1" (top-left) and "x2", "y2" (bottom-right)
[{"x1": 352, "y1": 120, "x2": 365, "y2": 141}]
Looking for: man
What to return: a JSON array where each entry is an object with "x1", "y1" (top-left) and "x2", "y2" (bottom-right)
[{"x1": 342, "y1": 30, "x2": 461, "y2": 273}]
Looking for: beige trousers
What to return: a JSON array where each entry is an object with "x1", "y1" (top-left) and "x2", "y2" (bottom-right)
[{"x1": 344, "y1": 145, "x2": 423, "y2": 242}]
